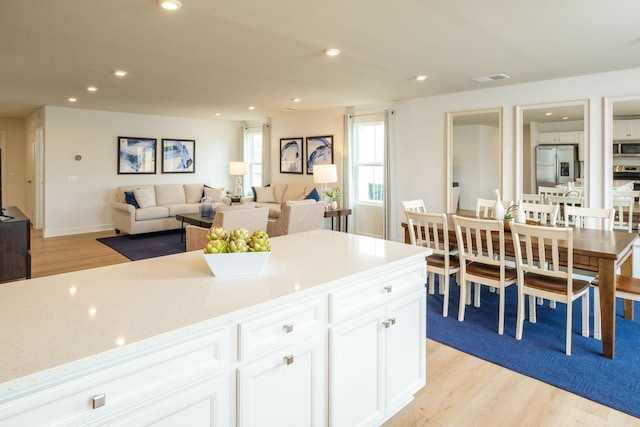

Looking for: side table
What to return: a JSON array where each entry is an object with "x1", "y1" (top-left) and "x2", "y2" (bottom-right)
[{"x1": 324, "y1": 207, "x2": 352, "y2": 232}]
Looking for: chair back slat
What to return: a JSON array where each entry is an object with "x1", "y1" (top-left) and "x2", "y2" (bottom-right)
[
  {"x1": 520, "y1": 202, "x2": 559, "y2": 225},
  {"x1": 565, "y1": 206, "x2": 614, "y2": 230}
]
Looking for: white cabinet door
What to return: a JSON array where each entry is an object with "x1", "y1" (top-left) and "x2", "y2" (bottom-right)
[
  {"x1": 104, "y1": 375, "x2": 228, "y2": 427},
  {"x1": 329, "y1": 307, "x2": 386, "y2": 427},
  {"x1": 237, "y1": 333, "x2": 326, "y2": 427},
  {"x1": 540, "y1": 131, "x2": 582, "y2": 144},
  {"x1": 614, "y1": 120, "x2": 640, "y2": 139},
  {"x1": 385, "y1": 290, "x2": 426, "y2": 413}
]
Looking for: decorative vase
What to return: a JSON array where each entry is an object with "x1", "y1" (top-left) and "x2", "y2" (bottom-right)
[
  {"x1": 201, "y1": 196, "x2": 214, "y2": 219},
  {"x1": 492, "y1": 189, "x2": 505, "y2": 220},
  {"x1": 331, "y1": 200, "x2": 338, "y2": 210},
  {"x1": 515, "y1": 201, "x2": 526, "y2": 224}
]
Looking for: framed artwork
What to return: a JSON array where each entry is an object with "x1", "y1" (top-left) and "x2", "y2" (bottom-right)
[
  {"x1": 306, "y1": 135, "x2": 333, "y2": 174},
  {"x1": 117, "y1": 136, "x2": 157, "y2": 174},
  {"x1": 280, "y1": 137, "x2": 303, "y2": 174},
  {"x1": 161, "y1": 139, "x2": 195, "y2": 173}
]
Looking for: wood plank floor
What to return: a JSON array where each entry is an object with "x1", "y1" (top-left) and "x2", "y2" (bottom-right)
[{"x1": 30, "y1": 229, "x2": 640, "y2": 426}]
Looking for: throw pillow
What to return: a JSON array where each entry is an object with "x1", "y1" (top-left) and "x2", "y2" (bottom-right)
[
  {"x1": 255, "y1": 186, "x2": 276, "y2": 203},
  {"x1": 203, "y1": 186, "x2": 224, "y2": 202},
  {"x1": 124, "y1": 191, "x2": 140, "y2": 209},
  {"x1": 133, "y1": 187, "x2": 156, "y2": 208},
  {"x1": 304, "y1": 188, "x2": 320, "y2": 202}
]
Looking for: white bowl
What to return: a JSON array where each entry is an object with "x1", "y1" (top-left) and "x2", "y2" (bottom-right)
[{"x1": 202, "y1": 251, "x2": 270, "y2": 277}]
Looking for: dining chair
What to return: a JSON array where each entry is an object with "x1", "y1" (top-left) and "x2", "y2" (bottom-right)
[
  {"x1": 521, "y1": 193, "x2": 544, "y2": 204},
  {"x1": 564, "y1": 206, "x2": 614, "y2": 231},
  {"x1": 538, "y1": 186, "x2": 567, "y2": 203},
  {"x1": 592, "y1": 274, "x2": 640, "y2": 340},
  {"x1": 612, "y1": 190, "x2": 637, "y2": 232},
  {"x1": 520, "y1": 201, "x2": 559, "y2": 225},
  {"x1": 406, "y1": 211, "x2": 460, "y2": 317},
  {"x1": 476, "y1": 198, "x2": 516, "y2": 219},
  {"x1": 452, "y1": 215, "x2": 517, "y2": 335},
  {"x1": 510, "y1": 222, "x2": 590, "y2": 355},
  {"x1": 547, "y1": 195, "x2": 584, "y2": 226},
  {"x1": 401, "y1": 199, "x2": 426, "y2": 215}
]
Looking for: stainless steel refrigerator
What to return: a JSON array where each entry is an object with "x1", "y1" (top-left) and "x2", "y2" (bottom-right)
[{"x1": 535, "y1": 144, "x2": 579, "y2": 189}]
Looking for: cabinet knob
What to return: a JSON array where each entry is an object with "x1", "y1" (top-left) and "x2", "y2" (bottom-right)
[
  {"x1": 283, "y1": 323, "x2": 294, "y2": 333},
  {"x1": 389, "y1": 317, "x2": 396, "y2": 325},
  {"x1": 383, "y1": 320, "x2": 391, "y2": 328},
  {"x1": 384, "y1": 285, "x2": 393, "y2": 293},
  {"x1": 283, "y1": 355, "x2": 294, "y2": 365},
  {"x1": 92, "y1": 393, "x2": 106, "y2": 409}
]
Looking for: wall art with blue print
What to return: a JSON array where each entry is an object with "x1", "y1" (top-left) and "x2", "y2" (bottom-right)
[
  {"x1": 280, "y1": 137, "x2": 303, "y2": 174},
  {"x1": 162, "y1": 139, "x2": 195, "y2": 173},
  {"x1": 117, "y1": 136, "x2": 157, "y2": 174},
  {"x1": 306, "y1": 135, "x2": 333, "y2": 174}
]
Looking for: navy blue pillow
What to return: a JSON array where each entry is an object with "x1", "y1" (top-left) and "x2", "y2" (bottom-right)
[
  {"x1": 305, "y1": 188, "x2": 320, "y2": 202},
  {"x1": 124, "y1": 191, "x2": 140, "y2": 209}
]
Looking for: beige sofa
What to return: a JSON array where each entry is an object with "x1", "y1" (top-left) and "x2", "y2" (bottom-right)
[
  {"x1": 251, "y1": 183, "x2": 319, "y2": 219},
  {"x1": 112, "y1": 183, "x2": 230, "y2": 235}
]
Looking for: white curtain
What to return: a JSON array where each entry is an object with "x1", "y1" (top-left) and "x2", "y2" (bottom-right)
[
  {"x1": 384, "y1": 109, "x2": 397, "y2": 241},
  {"x1": 262, "y1": 122, "x2": 271, "y2": 185}
]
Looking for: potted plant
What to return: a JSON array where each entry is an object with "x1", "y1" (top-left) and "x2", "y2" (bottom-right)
[{"x1": 324, "y1": 187, "x2": 343, "y2": 209}]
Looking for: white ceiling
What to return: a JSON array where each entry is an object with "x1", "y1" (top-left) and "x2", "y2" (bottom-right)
[{"x1": 1, "y1": 0, "x2": 640, "y2": 121}]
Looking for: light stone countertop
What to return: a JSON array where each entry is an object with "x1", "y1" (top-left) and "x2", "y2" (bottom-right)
[{"x1": 0, "y1": 230, "x2": 430, "y2": 396}]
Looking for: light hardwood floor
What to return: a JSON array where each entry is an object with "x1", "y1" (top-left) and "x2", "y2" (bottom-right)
[{"x1": 30, "y1": 229, "x2": 640, "y2": 426}]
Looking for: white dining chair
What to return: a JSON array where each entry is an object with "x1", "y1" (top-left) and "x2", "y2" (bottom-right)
[
  {"x1": 510, "y1": 222, "x2": 590, "y2": 355},
  {"x1": 612, "y1": 190, "x2": 638, "y2": 232},
  {"x1": 521, "y1": 193, "x2": 544, "y2": 204},
  {"x1": 475, "y1": 198, "x2": 495, "y2": 218},
  {"x1": 538, "y1": 186, "x2": 567, "y2": 203},
  {"x1": 520, "y1": 201, "x2": 559, "y2": 225},
  {"x1": 548, "y1": 195, "x2": 584, "y2": 226},
  {"x1": 453, "y1": 215, "x2": 517, "y2": 335},
  {"x1": 405, "y1": 211, "x2": 460, "y2": 317}
]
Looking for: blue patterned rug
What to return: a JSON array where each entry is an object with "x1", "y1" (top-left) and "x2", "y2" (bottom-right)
[
  {"x1": 427, "y1": 279, "x2": 640, "y2": 418},
  {"x1": 97, "y1": 230, "x2": 185, "y2": 261}
]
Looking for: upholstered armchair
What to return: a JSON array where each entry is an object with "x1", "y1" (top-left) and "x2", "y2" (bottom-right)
[
  {"x1": 185, "y1": 206, "x2": 269, "y2": 252},
  {"x1": 266, "y1": 200, "x2": 326, "y2": 237}
]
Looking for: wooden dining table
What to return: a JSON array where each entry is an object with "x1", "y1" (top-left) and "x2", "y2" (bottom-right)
[{"x1": 402, "y1": 210, "x2": 638, "y2": 359}]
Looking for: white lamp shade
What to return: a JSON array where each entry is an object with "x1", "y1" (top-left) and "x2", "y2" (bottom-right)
[
  {"x1": 313, "y1": 164, "x2": 337, "y2": 184},
  {"x1": 229, "y1": 161, "x2": 248, "y2": 176}
]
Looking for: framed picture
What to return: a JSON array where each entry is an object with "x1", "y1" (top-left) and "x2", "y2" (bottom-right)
[
  {"x1": 117, "y1": 136, "x2": 157, "y2": 174},
  {"x1": 306, "y1": 135, "x2": 333, "y2": 174},
  {"x1": 280, "y1": 137, "x2": 303, "y2": 174},
  {"x1": 161, "y1": 139, "x2": 195, "y2": 173}
]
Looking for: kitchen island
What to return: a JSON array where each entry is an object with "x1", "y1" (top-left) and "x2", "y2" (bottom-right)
[{"x1": 0, "y1": 230, "x2": 430, "y2": 426}]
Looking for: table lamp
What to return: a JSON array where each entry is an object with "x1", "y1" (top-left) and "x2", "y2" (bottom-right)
[
  {"x1": 313, "y1": 164, "x2": 337, "y2": 207},
  {"x1": 229, "y1": 161, "x2": 248, "y2": 196}
]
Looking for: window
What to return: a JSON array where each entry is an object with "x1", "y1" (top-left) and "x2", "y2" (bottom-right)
[
  {"x1": 244, "y1": 127, "x2": 262, "y2": 189},
  {"x1": 354, "y1": 121, "x2": 384, "y2": 202}
]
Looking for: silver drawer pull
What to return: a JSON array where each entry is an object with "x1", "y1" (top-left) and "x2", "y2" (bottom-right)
[
  {"x1": 389, "y1": 317, "x2": 396, "y2": 325},
  {"x1": 384, "y1": 285, "x2": 393, "y2": 293},
  {"x1": 283, "y1": 323, "x2": 294, "y2": 333},
  {"x1": 383, "y1": 320, "x2": 391, "y2": 328},
  {"x1": 284, "y1": 355, "x2": 294, "y2": 365},
  {"x1": 92, "y1": 394, "x2": 106, "y2": 409}
]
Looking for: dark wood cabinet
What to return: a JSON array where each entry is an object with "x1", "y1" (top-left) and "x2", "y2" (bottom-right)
[{"x1": 0, "y1": 206, "x2": 31, "y2": 283}]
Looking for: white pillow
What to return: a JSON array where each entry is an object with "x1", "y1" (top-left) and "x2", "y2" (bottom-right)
[
  {"x1": 255, "y1": 186, "x2": 276, "y2": 203},
  {"x1": 133, "y1": 187, "x2": 156, "y2": 208},
  {"x1": 203, "y1": 186, "x2": 224, "y2": 202}
]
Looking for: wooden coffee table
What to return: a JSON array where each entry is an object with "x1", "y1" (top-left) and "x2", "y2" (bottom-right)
[{"x1": 175, "y1": 212, "x2": 214, "y2": 241}]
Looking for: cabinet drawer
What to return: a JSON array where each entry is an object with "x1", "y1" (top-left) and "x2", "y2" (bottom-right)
[
  {"x1": 0, "y1": 329, "x2": 227, "y2": 427},
  {"x1": 329, "y1": 264, "x2": 425, "y2": 323},
  {"x1": 238, "y1": 296, "x2": 326, "y2": 361}
]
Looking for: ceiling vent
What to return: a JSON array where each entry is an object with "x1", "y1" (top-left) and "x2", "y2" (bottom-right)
[
  {"x1": 472, "y1": 74, "x2": 510, "y2": 83},
  {"x1": 283, "y1": 106, "x2": 298, "y2": 111}
]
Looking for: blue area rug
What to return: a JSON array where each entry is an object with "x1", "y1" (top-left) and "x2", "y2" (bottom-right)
[
  {"x1": 427, "y1": 278, "x2": 640, "y2": 418},
  {"x1": 97, "y1": 230, "x2": 185, "y2": 261}
]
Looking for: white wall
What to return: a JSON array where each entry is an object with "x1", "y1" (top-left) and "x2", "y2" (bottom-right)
[
  {"x1": 43, "y1": 107, "x2": 241, "y2": 236},
  {"x1": 394, "y1": 67, "x2": 640, "y2": 241},
  {"x1": 0, "y1": 118, "x2": 26, "y2": 211}
]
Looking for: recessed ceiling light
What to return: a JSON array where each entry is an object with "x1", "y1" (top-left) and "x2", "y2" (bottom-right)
[
  {"x1": 113, "y1": 70, "x2": 127, "y2": 77},
  {"x1": 324, "y1": 48, "x2": 341, "y2": 57},
  {"x1": 292, "y1": 98, "x2": 301, "y2": 103},
  {"x1": 68, "y1": 97, "x2": 77, "y2": 102},
  {"x1": 87, "y1": 86, "x2": 98, "y2": 92},
  {"x1": 545, "y1": 112, "x2": 553, "y2": 116},
  {"x1": 214, "y1": 112, "x2": 221, "y2": 116},
  {"x1": 158, "y1": 0, "x2": 181, "y2": 10},
  {"x1": 248, "y1": 106, "x2": 255, "y2": 110},
  {"x1": 415, "y1": 75, "x2": 428, "y2": 81},
  {"x1": 562, "y1": 116, "x2": 569, "y2": 120}
]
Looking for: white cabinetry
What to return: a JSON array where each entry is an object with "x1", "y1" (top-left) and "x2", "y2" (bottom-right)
[
  {"x1": 329, "y1": 266, "x2": 426, "y2": 427},
  {"x1": 614, "y1": 119, "x2": 640, "y2": 140},
  {"x1": 539, "y1": 131, "x2": 583, "y2": 144},
  {"x1": 236, "y1": 296, "x2": 326, "y2": 427},
  {"x1": 0, "y1": 331, "x2": 228, "y2": 427}
]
